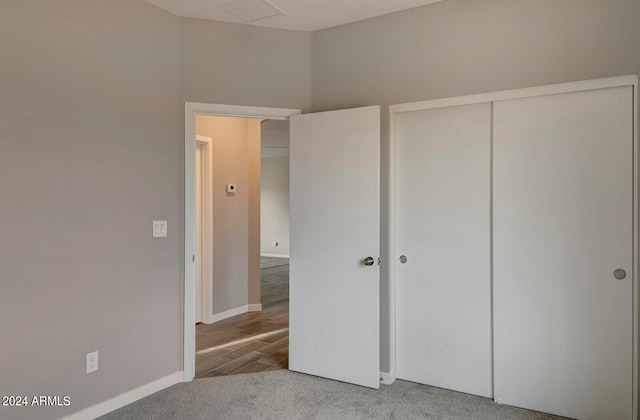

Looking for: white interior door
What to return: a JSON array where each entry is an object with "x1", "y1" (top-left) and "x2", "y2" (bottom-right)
[
  {"x1": 493, "y1": 86, "x2": 633, "y2": 419},
  {"x1": 395, "y1": 103, "x2": 492, "y2": 397},
  {"x1": 195, "y1": 143, "x2": 203, "y2": 324},
  {"x1": 289, "y1": 106, "x2": 380, "y2": 389}
]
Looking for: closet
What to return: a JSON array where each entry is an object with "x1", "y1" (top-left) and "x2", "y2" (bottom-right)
[
  {"x1": 395, "y1": 103, "x2": 492, "y2": 398},
  {"x1": 392, "y1": 76, "x2": 637, "y2": 420}
]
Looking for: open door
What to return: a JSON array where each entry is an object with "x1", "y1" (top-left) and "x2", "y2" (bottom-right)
[{"x1": 289, "y1": 106, "x2": 380, "y2": 389}]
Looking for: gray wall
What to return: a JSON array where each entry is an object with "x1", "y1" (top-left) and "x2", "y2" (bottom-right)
[
  {"x1": 261, "y1": 156, "x2": 291, "y2": 256},
  {"x1": 0, "y1": 1, "x2": 181, "y2": 419},
  {"x1": 181, "y1": 17, "x2": 312, "y2": 111},
  {"x1": 196, "y1": 116, "x2": 262, "y2": 317},
  {"x1": 311, "y1": 0, "x2": 640, "y2": 373},
  {"x1": 0, "y1": 1, "x2": 311, "y2": 419}
]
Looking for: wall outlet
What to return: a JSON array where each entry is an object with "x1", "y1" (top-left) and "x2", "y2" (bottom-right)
[
  {"x1": 86, "y1": 351, "x2": 99, "y2": 374},
  {"x1": 272, "y1": 241, "x2": 279, "y2": 247}
]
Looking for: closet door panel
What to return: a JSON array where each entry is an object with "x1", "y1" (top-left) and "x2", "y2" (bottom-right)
[
  {"x1": 493, "y1": 86, "x2": 633, "y2": 420},
  {"x1": 396, "y1": 103, "x2": 492, "y2": 398}
]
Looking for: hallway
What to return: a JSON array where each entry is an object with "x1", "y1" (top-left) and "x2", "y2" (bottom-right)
[{"x1": 195, "y1": 259, "x2": 289, "y2": 378}]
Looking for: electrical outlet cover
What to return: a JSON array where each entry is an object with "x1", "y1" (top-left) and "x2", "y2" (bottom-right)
[{"x1": 86, "y1": 351, "x2": 99, "y2": 374}]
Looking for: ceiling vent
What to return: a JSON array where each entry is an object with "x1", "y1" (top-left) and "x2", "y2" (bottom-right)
[{"x1": 219, "y1": 0, "x2": 284, "y2": 22}]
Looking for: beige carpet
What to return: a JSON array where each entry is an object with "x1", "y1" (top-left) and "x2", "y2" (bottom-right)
[{"x1": 98, "y1": 370, "x2": 565, "y2": 420}]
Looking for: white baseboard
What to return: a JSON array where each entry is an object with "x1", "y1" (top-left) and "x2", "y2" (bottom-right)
[
  {"x1": 208, "y1": 304, "x2": 262, "y2": 324},
  {"x1": 261, "y1": 253, "x2": 290, "y2": 258},
  {"x1": 380, "y1": 371, "x2": 396, "y2": 385},
  {"x1": 62, "y1": 371, "x2": 183, "y2": 420}
]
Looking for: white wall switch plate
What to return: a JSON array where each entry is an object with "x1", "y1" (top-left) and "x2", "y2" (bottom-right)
[
  {"x1": 86, "y1": 351, "x2": 99, "y2": 374},
  {"x1": 153, "y1": 221, "x2": 167, "y2": 238},
  {"x1": 226, "y1": 184, "x2": 236, "y2": 193}
]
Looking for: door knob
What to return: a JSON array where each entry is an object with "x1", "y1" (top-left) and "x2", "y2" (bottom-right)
[
  {"x1": 363, "y1": 256, "x2": 375, "y2": 266},
  {"x1": 399, "y1": 255, "x2": 407, "y2": 264},
  {"x1": 614, "y1": 269, "x2": 627, "y2": 280}
]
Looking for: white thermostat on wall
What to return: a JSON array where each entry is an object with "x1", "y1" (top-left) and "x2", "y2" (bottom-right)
[{"x1": 226, "y1": 184, "x2": 236, "y2": 193}]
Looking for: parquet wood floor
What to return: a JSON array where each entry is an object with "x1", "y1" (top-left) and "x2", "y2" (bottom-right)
[{"x1": 195, "y1": 262, "x2": 289, "y2": 378}]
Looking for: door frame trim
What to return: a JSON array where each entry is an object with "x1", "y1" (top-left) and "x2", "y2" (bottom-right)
[
  {"x1": 195, "y1": 135, "x2": 213, "y2": 324},
  {"x1": 389, "y1": 74, "x2": 638, "y2": 417},
  {"x1": 184, "y1": 102, "x2": 300, "y2": 382}
]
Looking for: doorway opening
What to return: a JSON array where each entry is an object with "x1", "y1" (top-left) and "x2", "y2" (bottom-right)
[
  {"x1": 184, "y1": 103, "x2": 300, "y2": 381},
  {"x1": 194, "y1": 116, "x2": 291, "y2": 378}
]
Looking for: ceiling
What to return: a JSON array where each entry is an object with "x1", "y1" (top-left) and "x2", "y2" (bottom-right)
[{"x1": 145, "y1": 0, "x2": 444, "y2": 32}]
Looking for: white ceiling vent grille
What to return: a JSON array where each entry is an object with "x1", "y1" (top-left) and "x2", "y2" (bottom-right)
[{"x1": 219, "y1": 0, "x2": 284, "y2": 22}]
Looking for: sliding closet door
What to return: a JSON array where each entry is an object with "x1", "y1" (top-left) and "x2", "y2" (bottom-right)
[
  {"x1": 493, "y1": 86, "x2": 633, "y2": 419},
  {"x1": 396, "y1": 103, "x2": 492, "y2": 397}
]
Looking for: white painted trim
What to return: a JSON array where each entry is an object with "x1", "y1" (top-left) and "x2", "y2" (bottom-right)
[
  {"x1": 209, "y1": 306, "x2": 249, "y2": 323},
  {"x1": 196, "y1": 135, "x2": 214, "y2": 325},
  {"x1": 62, "y1": 372, "x2": 183, "y2": 420},
  {"x1": 389, "y1": 74, "x2": 638, "y2": 417},
  {"x1": 185, "y1": 103, "x2": 300, "y2": 381},
  {"x1": 633, "y1": 77, "x2": 639, "y2": 420},
  {"x1": 185, "y1": 102, "x2": 300, "y2": 121},
  {"x1": 489, "y1": 102, "x2": 495, "y2": 398},
  {"x1": 207, "y1": 304, "x2": 263, "y2": 324},
  {"x1": 380, "y1": 371, "x2": 396, "y2": 385},
  {"x1": 390, "y1": 74, "x2": 638, "y2": 114},
  {"x1": 387, "y1": 109, "x2": 397, "y2": 385},
  {"x1": 260, "y1": 253, "x2": 290, "y2": 258},
  {"x1": 184, "y1": 104, "x2": 197, "y2": 382}
]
